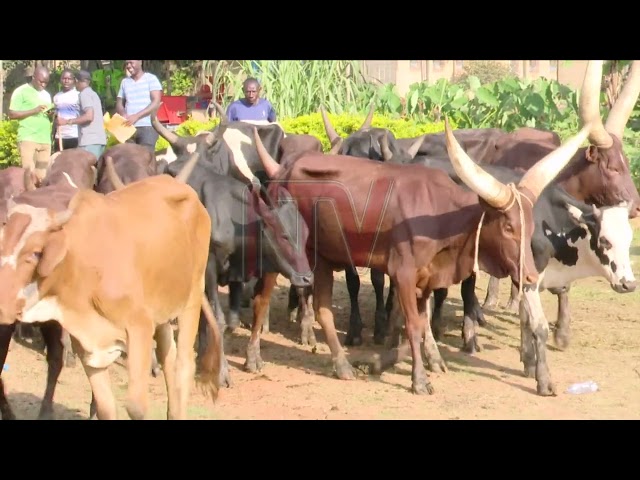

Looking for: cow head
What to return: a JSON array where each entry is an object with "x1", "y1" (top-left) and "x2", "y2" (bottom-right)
[
  {"x1": 565, "y1": 202, "x2": 636, "y2": 293},
  {"x1": 320, "y1": 104, "x2": 425, "y2": 163},
  {"x1": 151, "y1": 103, "x2": 284, "y2": 185},
  {"x1": 577, "y1": 60, "x2": 640, "y2": 218},
  {"x1": 0, "y1": 200, "x2": 73, "y2": 325},
  {"x1": 444, "y1": 117, "x2": 591, "y2": 290},
  {"x1": 248, "y1": 183, "x2": 313, "y2": 288},
  {"x1": 40, "y1": 149, "x2": 97, "y2": 190}
]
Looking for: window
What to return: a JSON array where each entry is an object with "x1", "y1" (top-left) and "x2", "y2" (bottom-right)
[
  {"x1": 433, "y1": 60, "x2": 445, "y2": 71},
  {"x1": 410, "y1": 60, "x2": 420, "y2": 69},
  {"x1": 529, "y1": 60, "x2": 539, "y2": 71},
  {"x1": 549, "y1": 60, "x2": 558, "y2": 71}
]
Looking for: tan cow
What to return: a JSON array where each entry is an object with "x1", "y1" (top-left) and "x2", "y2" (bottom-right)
[{"x1": 0, "y1": 151, "x2": 222, "y2": 420}]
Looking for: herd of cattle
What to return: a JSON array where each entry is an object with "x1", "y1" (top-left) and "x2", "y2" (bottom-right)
[{"x1": 0, "y1": 59, "x2": 638, "y2": 420}]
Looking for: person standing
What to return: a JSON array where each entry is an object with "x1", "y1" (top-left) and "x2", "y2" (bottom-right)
[
  {"x1": 115, "y1": 60, "x2": 162, "y2": 153},
  {"x1": 57, "y1": 70, "x2": 107, "y2": 159},
  {"x1": 225, "y1": 77, "x2": 277, "y2": 122},
  {"x1": 8, "y1": 65, "x2": 55, "y2": 181},
  {"x1": 52, "y1": 68, "x2": 80, "y2": 151}
]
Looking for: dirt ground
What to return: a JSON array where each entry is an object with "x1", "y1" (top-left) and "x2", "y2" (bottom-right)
[{"x1": 3, "y1": 220, "x2": 640, "y2": 420}]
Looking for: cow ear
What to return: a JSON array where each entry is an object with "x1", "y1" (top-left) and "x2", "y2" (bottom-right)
[
  {"x1": 585, "y1": 145, "x2": 599, "y2": 163},
  {"x1": 565, "y1": 203, "x2": 586, "y2": 225},
  {"x1": 37, "y1": 231, "x2": 68, "y2": 278}
]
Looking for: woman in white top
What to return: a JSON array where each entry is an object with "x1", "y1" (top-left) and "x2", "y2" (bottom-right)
[{"x1": 53, "y1": 68, "x2": 80, "y2": 151}]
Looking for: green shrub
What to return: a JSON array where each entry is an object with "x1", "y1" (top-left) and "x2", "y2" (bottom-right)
[
  {"x1": 0, "y1": 120, "x2": 20, "y2": 168},
  {"x1": 279, "y1": 113, "x2": 456, "y2": 152}
]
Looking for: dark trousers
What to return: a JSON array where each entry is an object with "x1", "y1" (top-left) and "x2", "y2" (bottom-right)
[
  {"x1": 52, "y1": 137, "x2": 79, "y2": 153},
  {"x1": 126, "y1": 126, "x2": 159, "y2": 154}
]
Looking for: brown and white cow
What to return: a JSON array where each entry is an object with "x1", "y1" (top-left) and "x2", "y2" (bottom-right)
[
  {"x1": 0, "y1": 151, "x2": 221, "y2": 420},
  {"x1": 0, "y1": 148, "x2": 97, "y2": 420}
]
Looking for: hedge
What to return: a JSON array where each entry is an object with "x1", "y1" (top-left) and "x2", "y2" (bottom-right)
[{"x1": 0, "y1": 113, "x2": 453, "y2": 168}]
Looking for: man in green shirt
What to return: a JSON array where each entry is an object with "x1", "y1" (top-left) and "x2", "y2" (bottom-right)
[{"x1": 8, "y1": 66, "x2": 55, "y2": 181}]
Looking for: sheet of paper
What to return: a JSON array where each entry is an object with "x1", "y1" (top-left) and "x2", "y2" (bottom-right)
[{"x1": 103, "y1": 112, "x2": 136, "y2": 143}]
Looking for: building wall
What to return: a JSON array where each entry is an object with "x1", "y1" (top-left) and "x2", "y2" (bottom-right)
[{"x1": 363, "y1": 60, "x2": 590, "y2": 96}]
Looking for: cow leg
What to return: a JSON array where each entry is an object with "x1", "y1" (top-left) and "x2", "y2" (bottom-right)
[
  {"x1": 344, "y1": 266, "x2": 363, "y2": 346},
  {"x1": 431, "y1": 288, "x2": 448, "y2": 341},
  {"x1": 550, "y1": 285, "x2": 571, "y2": 350},
  {"x1": 520, "y1": 286, "x2": 556, "y2": 396},
  {"x1": 174, "y1": 291, "x2": 204, "y2": 420},
  {"x1": 245, "y1": 273, "x2": 278, "y2": 373},
  {"x1": 61, "y1": 329, "x2": 76, "y2": 368},
  {"x1": 37, "y1": 321, "x2": 65, "y2": 420},
  {"x1": 151, "y1": 346, "x2": 161, "y2": 378},
  {"x1": 460, "y1": 275, "x2": 484, "y2": 354},
  {"x1": 124, "y1": 320, "x2": 155, "y2": 420},
  {"x1": 394, "y1": 273, "x2": 435, "y2": 394},
  {"x1": 198, "y1": 262, "x2": 224, "y2": 364},
  {"x1": 297, "y1": 287, "x2": 316, "y2": 347},
  {"x1": 82, "y1": 362, "x2": 116, "y2": 420},
  {"x1": 483, "y1": 276, "x2": 500, "y2": 308},
  {"x1": 227, "y1": 281, "x2": 244, "y2": 331},
  {"x1": 504, "y1": 282, "x2": 520, "y2": 312},
  {"x1": 314, "y1": 258, "x2": 355, "y2": 380},
  {"x1": 154, "y1": 322, "x2": 178, "y2": 419},
  {"x1": 287, "y1": 285, "x2": 300, "y2": 324},
  {"x1": 371, "y1": 269, "x2": 388, "y2": 345},
  {"x1": 0, "y1": 324, "x2": 16, "y2": 420}
]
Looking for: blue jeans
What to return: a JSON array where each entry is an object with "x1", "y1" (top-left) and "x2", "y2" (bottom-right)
[{"x1": 80, "y1": 144, "x2": 106, "y2": 159}]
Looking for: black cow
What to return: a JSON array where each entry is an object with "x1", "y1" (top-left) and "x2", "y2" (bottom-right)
[{"x1": 163, "y1": 150, "x2": 313, "y2": 379}]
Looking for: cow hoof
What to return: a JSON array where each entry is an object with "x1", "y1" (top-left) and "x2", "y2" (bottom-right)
[
  {"x1": 334, "y1": 358, "x2": 356, "y2": 380},
  {"x1": 553, "y1": 330, "x2": 570, "y2": 350},
  {"x1": 151, "y1": 366, "x2": 162, "y2": 378},
  {"x1": 219, "y1": 367, "x2": 232, "y2": 389},
  {"x1": 505, "y1": 299, "x2": 519, "y2": 313},
  {"x1": 244, "y1": 355, "x2": 263, "y2": 374},
  {"x1": 427, "y1": 358, "x2": 447, "y2": 374},
  {"x1": 537, "y1": 381, "x2": 557, "y2": 397},
  {"x1": 462, "y1": 337, "x2": 482, "y2": 354},
  {"x1": 523, "y1": 364, "x2": 536, "y2": 378},
  {"x1": 344, "y1": 332, "x2": 362, "y2": 347},
  {"x1": 300, "y1": 322, "x2": 316, "y2": 347},
  {"x1": 411, "y1": 378, "x2": 435, "y2": 395},
  {"x1": 226, "y1": 312, "x2": 241, "y2": 332}
]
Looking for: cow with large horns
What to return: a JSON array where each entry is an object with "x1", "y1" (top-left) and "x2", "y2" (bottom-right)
[{"x1": 253, "y1": 114, "x2": 590, "y2": 396}]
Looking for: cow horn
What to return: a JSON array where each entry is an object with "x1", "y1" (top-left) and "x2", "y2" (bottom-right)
[
  {"x1": 319, "y1": 105, "x2": 341, "y2": 146},
  {"x1": 105, "y1": 156, "x2": 126, "y2": 190},
  {"x1": 52, "y1": 208, "x2": 74, "y2": 229},
  {"x1": 579, "y1": 60, "x2": 613, "y2": 148},
  {"x1": 209, "y1": 100, "x2": 228, "y2": 125},
  {"x1": 328, "y1": 137, "x2": 343, "y2": 154},
  {"x1": 379, "y1": 133, "x2": 393, "y2": 162},
  {"x1": 358, "y1": 102, "x2": 375, "y2": 131},
  {"x1": 151, "y1": 112, "x2": 182, "y2": 146},
  {"x1": 175, "y1": 151, "x2": 200, "y2": 183},
  {"x1": 443, "y1": 117, "x2": 513, "y2": 209},
  {"x1": 518, "y1": 124, "x2": 591, "y2": 201},
  {"x1": 406, "y1": 134, "x2": 426, "y2": 159},
  {"x1": 253, "y1": 128, "x2": 281, "y2": 179},
  {"x1": 23, "y1": 169, "x2": 37, "y2": 191},
  {"x1": 604, "y1": 60, "x2": 640, "y2": 139}
]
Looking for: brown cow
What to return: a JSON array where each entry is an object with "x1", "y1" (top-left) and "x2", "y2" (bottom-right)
[
  {"x1": 0, "y1": 149, "x2": 97, "y2": 420},
  {"x1": 252, "y1": 119, "x2": 589, "y2": 396},
  {"x1": 0, "y1": 151, "x2": 221, "y2": 420},
  {"x1": 95, "y1": 143, "x2": 159, "y2": 195}
]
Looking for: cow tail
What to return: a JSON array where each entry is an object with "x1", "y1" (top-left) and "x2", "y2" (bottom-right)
[{"x1": 196, "y1": 292, "x2": 222, "y2": 402}]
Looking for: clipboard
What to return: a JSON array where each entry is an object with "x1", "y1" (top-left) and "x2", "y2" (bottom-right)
[{"x1": 103, "y1": 112, "x2": 136, "y2": 143}]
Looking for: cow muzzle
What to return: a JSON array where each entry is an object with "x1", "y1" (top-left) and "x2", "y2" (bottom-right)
[
  {"x1": 291, "y1": 272, "x2": 314, "y2": 288},
  {"x1": 612, "y1": 278, "x2": 637, "y2": 294}
]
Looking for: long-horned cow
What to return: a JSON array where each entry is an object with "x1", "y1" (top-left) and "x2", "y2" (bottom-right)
[{"x1": 253, "y1": 117, "x2": 589, "y2": 396}]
